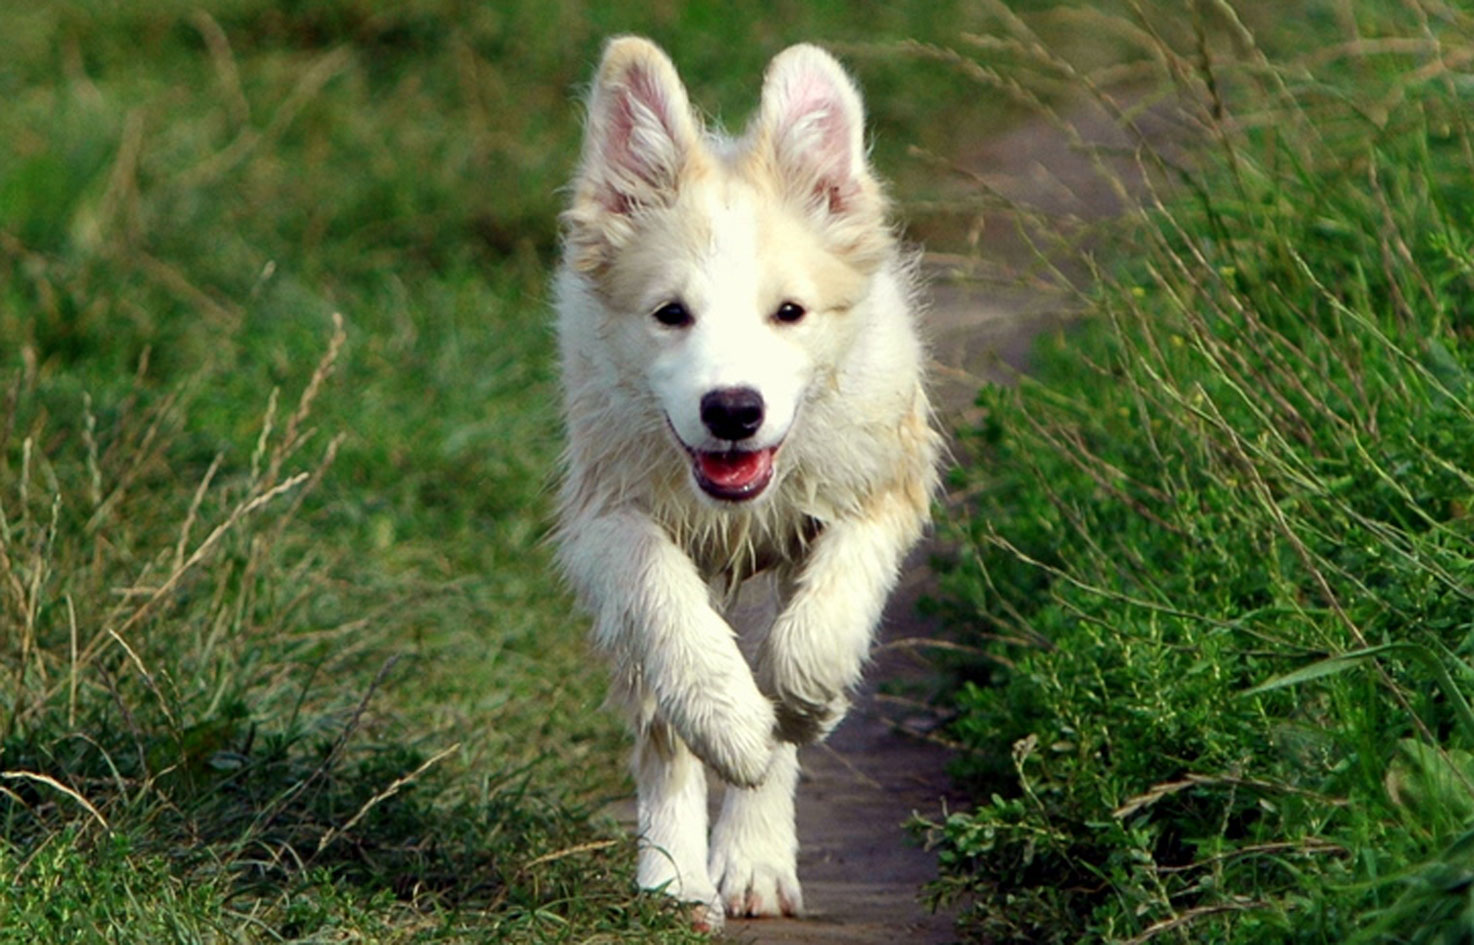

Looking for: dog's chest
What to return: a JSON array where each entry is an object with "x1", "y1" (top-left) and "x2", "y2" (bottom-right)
[{"x1": 654, "y1": 497, "x2": 823, "y2": 587}]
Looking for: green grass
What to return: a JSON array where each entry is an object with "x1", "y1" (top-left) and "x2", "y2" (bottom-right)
[
  {"x1": 0, "y1": 0, "x2": 1035, "y2": 939},
  {"x1": 14, "y1": 0, "x2": 1469, "y2": 941},
  {"x1": 924, "y1": 2, "x2": 1474, "y2": 943}
]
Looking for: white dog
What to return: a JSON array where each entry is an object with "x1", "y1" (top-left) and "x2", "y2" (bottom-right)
[{"x1": 553, "y1": 36, "x2": 939, "y2": 929}]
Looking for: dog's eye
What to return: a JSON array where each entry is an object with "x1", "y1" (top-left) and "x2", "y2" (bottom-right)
[
  {"x1": 652, "y1": 301, "x2": 693, "y2": 328},
  {"x1": 774, "y1": 301, "x2": 806, "y2": 324}
]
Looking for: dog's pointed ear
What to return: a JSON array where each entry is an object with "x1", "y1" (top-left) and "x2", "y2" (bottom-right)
[
  {"x1": 752, "y1": 44, "x2": 882, "y2": 227},
  {"x1": 577, "y1": 36, "x2": 700, "y2": 216}
]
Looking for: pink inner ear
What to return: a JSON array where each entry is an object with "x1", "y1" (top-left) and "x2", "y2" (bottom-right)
[
  {"x1": 599, "y1": 95, "x2": 640, "y2": 213},
  {"x1": 597, "y1": 64, "x2": 684, "y2": 213},
  {"x1": 809, "y1": 108, "x2": 854, "y2": 214},
  {"x1": 775, "y1": 75, "x2": 857, "y2": 215}
]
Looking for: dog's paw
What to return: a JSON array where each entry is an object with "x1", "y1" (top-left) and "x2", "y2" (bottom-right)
[
  {"x1": 639, "y1": 857, "x2": 724, "y2": 931},
  {"x1": 757, "y1": 637, "x2": 860, "y2": 745},
  {"x1": 708, "y1": 835, "x2": 802, "y2": 918},
  {"x1": 773, "y1": 691, "x2": 849, "y2": 745},
  {"x1": 648, "y1": 885, "x2": 725, "y2": 933},
  {"x1": 688, "y1": 893, "x2": 727, "y2": 933},
  {"x1": 680, "y1": 693, "x2": 778, "y2": 788}
]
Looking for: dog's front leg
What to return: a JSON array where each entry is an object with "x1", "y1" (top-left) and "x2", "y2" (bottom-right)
[
  {"x1": 758, "y1": 490, "x2": 925, "y2": 744},
  {"x1": 561, "y1": 509, "x2": 779, "y2": 785}
]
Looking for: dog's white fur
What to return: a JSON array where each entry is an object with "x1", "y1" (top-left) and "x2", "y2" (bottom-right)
[{"x1": 553, "y1": 36, "x2": 939, "y2": 927}]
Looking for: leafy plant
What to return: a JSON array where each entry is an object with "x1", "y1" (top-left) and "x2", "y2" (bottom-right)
[{"x1": 924, "y1": 2, "x2": 1474, "y2": 942}]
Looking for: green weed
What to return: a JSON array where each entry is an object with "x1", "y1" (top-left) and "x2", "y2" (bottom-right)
[{"x1": 925, "y1": 2, "x2": 1474, "y2": 942}]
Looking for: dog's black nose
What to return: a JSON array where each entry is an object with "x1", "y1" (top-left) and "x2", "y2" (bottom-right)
[{"x1": 700, "y1": 387, "x2": 765, "y2": 441}]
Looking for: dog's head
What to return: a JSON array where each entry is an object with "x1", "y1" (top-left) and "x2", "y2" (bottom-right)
[{"x1": 562, "y1": 37, "x2": 893, "y2": 504}]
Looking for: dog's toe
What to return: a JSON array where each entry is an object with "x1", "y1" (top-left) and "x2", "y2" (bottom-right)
[{"x1": 690, "y1": 897, "x2": 726, "y2": 933}]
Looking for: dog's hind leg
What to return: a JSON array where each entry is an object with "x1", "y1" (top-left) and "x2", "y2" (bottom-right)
[
  {"x1": 633, "y1": 716, "x2": 724, "y2": 930},
  {"x1": 708, "y1": 741, "x2": 802, "y2": 917}
]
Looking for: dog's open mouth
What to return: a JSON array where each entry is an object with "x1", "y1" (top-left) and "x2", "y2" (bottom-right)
[{"x1": 691, "y1": 447, "x2": 776, "y2": 502}]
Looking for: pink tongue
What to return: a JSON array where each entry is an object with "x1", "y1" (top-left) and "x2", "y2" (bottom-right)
[{"x1": 697, "y1": 449, "x2": 772, "y2": 488}]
